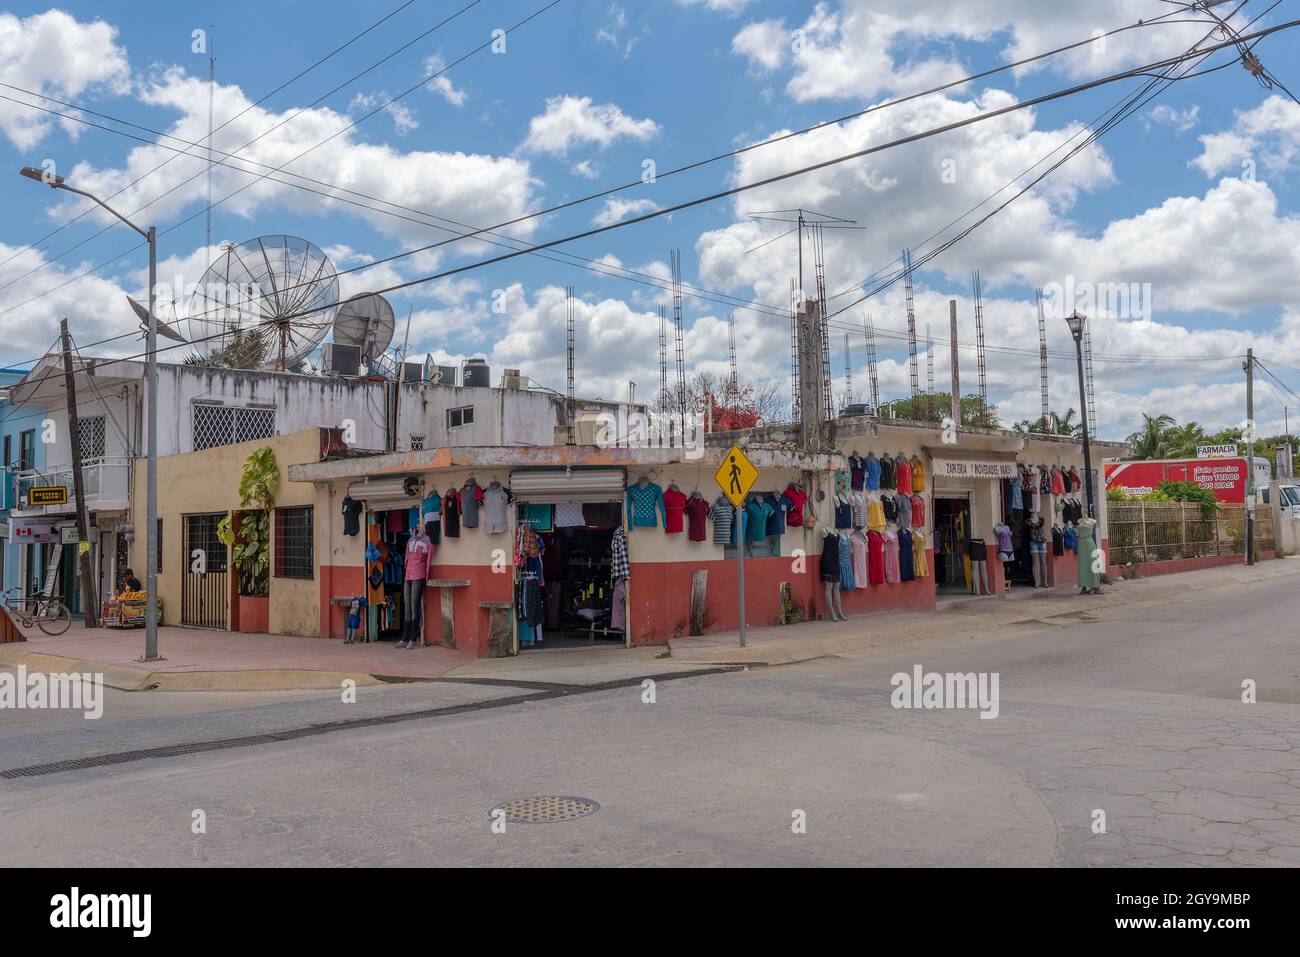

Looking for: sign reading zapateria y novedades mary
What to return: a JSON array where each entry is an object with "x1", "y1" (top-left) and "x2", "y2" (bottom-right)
[{"x1": 930, "y1": 459, "x2": 1019, "y2": 479}]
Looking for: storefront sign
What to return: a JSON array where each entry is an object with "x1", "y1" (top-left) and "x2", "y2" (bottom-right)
[
  {"x1": 1197, "y1": 444, "x2": 1237, "y2": 458},
  {"x1": 930, "y1": 459, "x2": 1019, "y2": 480},
  {"x1": 11, "y1": 518, "x2": 58, "y2": 543},
  {"x1": 61, "y1": 526, "x2": 80, "y2": 545},
  {"x1": 28, "y1": 485, "x2": 68, "y2": 506}
]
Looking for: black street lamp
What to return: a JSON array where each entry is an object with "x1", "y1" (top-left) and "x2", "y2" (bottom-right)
[{"x1": 1065, "y1": 310, "x2": 1095, "y2": 519}]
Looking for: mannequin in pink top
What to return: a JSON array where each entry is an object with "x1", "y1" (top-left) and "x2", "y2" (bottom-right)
[{"x1": 400, "y1": 531, "x2": 432, "y2": 649}]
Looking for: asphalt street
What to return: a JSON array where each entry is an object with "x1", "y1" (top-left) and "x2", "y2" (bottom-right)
[{"x1": 2, "y1": 562, "x2": 1298, "y2": 867}]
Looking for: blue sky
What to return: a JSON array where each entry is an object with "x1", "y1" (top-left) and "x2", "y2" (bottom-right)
[{"x1": 3, "y1": 0, "x2": 1300, "y2": 441}]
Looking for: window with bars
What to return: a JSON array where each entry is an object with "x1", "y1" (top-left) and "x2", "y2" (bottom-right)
[
  {"x1": 274, "y1": 506, "x2": 313, "y2": 579},
  {"x1": 78, "y1": 414, "x2": 106, "y2": 459},
  {"x1": 192, "y1": 403, "x2": 276, "y2": 451},
  {"x1": 410, "y1": 435, "x2": 425, "y2": 451}
]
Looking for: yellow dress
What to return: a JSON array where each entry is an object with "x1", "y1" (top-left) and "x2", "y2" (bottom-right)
[
  {"x1": 910, "y1": 457, "x2": 926, "y2": 492},
  {"x1": 912, "y1": 530, "x2": 929, "y2": 577}
]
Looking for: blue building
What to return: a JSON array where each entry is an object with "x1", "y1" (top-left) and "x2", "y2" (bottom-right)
[{"x1": 0, "y1": 366, "x2": 47, "y2": 600}]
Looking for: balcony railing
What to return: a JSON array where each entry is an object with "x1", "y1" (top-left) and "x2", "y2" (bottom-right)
[{"x1": 12, "y1": 457, "x2": 132, "y2": 513}]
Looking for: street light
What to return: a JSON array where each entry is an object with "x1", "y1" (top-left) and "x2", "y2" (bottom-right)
[
  {"x1": 19, "y1": 167, "x2": 162, "y2": 661},
  {"x1": 1065, "y1": 310, "x2": 1095, "y2": 520}
]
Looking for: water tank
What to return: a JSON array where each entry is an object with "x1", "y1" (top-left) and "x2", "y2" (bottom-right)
[{"x1": 463, "y1": 357, "x2": 490, "y2": 388}]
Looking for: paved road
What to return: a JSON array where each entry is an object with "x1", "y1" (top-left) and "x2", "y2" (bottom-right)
[{"x1": 2, "y1": 562, "x2": 1299, "y2": 866}]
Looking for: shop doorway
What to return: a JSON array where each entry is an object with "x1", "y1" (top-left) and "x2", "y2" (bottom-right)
[
  {"x1": 364, "y1": 506, "x2": 421, "y2": 644},
  {"x1": 515, "y1": 502, "x2": 625, "y2": 651},
  {"x1": 181, "y1": 512, "x2": 228, "y2": 628},
  {"x1": 934, "y1": 495, "x2": 972, "y2": 594}
]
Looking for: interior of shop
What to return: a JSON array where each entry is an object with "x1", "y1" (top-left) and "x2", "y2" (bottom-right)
[
  {"x1": 364, "y1": 505, "x2": 419, "y2": 644},
  {"x1": 516, "y1": 501, "x2": 624, "y2": 650},
  {"x1": 934, "y1": 496, "x2": 972, "y2": 594}
]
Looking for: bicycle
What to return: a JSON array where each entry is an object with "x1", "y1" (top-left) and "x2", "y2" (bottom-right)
[{"x1": 1, "y1": 586, "x2": 72, "y2": 636}]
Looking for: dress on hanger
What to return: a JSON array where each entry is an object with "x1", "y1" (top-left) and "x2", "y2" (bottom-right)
[
  {"x1": 883, "y1": 531, "x2": 901, "y2": 583},
  {"x1": 898, "y1": 528, "x2": 915, "y2": 582},
  {"x1": 867, "y1": 530, "x2": 886, "y2": 585},
  {"x1": 851, "y1": 531, "x2": 869, "y2": 588}
]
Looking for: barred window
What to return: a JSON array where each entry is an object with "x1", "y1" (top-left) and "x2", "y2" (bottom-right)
[
  {"x1": 410, "y1": 434, "x2": 425, "y2": 451},
  {"x1": 78, "y1": 414, "x2": 106, "y2": 459},
  {"x1": 192, "y1": 403, "x2": 276, "y2": 451},
  {"x1": 274, "y1": 506, "x2": 313, "y2": 579}
]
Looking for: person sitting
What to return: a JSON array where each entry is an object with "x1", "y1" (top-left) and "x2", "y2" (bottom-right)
[{"x1": 120, "y1": 568, "x2": 142, "y2": 594}]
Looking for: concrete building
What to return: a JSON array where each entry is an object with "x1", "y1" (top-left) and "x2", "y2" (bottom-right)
[{"x1": 0, "y1": 367, "x2": 44, "y2": 600}]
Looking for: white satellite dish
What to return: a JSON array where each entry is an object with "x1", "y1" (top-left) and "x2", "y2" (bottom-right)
[
  {"x1": 333, "y1": 292, "x2": 396, "y2": 366},
  {"x1": 186, "y1": 235, "x2": 340, "y2": 370}
]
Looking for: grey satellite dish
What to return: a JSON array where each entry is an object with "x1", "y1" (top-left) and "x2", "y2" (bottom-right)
[
  {"x1": 127, "y1": 296, "x2": 188, "y2": 344},
  {"x1": 186, "y1": 235, "x2": 340, "y2": 371},
  {"x1": 334, "y1": 293, "x2": 395, "y2": 368}
]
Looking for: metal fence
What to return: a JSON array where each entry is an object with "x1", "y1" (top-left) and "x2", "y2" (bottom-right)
[{"x1": 1107, "y1": 503, "x2": 1274, "y2": 566}]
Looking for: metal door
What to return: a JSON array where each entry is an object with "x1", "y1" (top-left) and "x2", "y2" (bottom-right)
[{"x1": 182, "y1": 513, "x2": 228, "y2": 628}]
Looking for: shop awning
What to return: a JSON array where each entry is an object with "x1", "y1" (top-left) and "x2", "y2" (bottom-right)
[
  {"x1": 347, "y1": 477, "x2": 422, "y2": 510},
  {"x1": 509, "y1": 468, "x2": 625, "y2": 503}
]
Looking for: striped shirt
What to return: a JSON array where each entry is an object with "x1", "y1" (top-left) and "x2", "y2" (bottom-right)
[{"x1": 710, "y1": 498, "x2": 735, "y2": 545}]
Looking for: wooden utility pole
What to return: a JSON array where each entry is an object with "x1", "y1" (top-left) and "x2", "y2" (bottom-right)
[
  {"x1": 949, "y1": 299, "x2": 961, "y2": 427},
  {"x1": 1245, "y1": 347, "x2": 1255, "y2": 566},
  {"x1": 59, "y1": 318, "x2": 98, "y2": 626}
]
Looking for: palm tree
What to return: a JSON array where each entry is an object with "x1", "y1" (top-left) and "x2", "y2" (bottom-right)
[
  {"x1": 1126, "y1": 413, "x2": 1176, "y2": 459},
  {"x1": 1050, "y1": 408, "x2": 1082, "y2": 437}
]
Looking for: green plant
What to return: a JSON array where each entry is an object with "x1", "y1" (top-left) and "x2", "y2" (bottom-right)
[
  {"x1": 1147, "y1": 480, "x2": 1218, "y2": 519},
  {"x1": 216, "y1": 448, "x2": 280, "y2": 597}
]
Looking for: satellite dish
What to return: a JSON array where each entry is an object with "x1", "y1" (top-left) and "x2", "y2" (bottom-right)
[
  {"x1": 186, "y1": 235, "x2": 340, "y2": 370},
  {"x1": 334, "y1": 293, "x2": 395, "y2": 365},
  {"x1": 369, "y1": 349, "x2": 400, "y2": 380},
  {"x1": 127, "y1": 296, "x2": 189, "y2": 344},
  {"x1": 423, "y1": 353, "x2": 438, "y2": 383}
]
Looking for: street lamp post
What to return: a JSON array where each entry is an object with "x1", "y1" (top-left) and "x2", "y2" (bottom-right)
[
  {"x1": 1065, "y1": 310, "x2": 1095, "y2": 519},
  {"x1": 20, "y1": 167, "x2": 161, "y2": 660}
]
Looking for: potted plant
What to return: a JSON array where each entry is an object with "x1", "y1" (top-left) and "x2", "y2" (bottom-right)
[{"x1": 218, "y1": 447, "x2": 279, "y2": 633}]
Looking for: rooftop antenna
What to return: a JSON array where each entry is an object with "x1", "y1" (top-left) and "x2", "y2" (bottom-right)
[
  {"x1": 903, "y1": 248, "x2": 920, "y2": 404},
  {"x1": 842, "y1": 332, "x2": 853, "y2": 409},
  {"x1": 863, "y1": 313, "x2": 880, "y2": 414},
  {"x1": 1036, "y1": 290, "x2": 1050, "y2": 430},
  {"x1": 973, "y1": 269, "x2": 988, "y2": 404},
  {"x1": 566, "y1": 285, "x2": 576, "y2": 445},
  {"x1": 671, "y1": 248, "x2": 687, "y2": 437},
  {"x1": 926, "y1": 318, "x2": 935, "y2": 421},
  {"x1": 727, "y1": 312, "x2": 738, "y2": 403},
  {"x1": 813, "y1": 224, "x2": 833, "y2": 422},
  {"x1": 205, "y1": 29, "x2": 215, "y2": 273},
  {"x1": 745, "y1": 207, "x2": 865, "y2": 299},
  {"x1": 1084, "y1": 316, "x2": 1097, "y2": 432}
]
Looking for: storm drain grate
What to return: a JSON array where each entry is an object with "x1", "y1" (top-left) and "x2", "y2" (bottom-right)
[{"x1": 492, "y1": 796, "x2": 600, "y2": 824}]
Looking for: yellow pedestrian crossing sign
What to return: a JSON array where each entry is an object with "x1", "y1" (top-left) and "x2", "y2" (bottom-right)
[{"x1": 715, "y1": 445, "x2": 760, "y2": 508}]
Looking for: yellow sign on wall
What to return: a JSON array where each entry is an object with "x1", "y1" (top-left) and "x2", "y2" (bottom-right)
[
  {"x1": 29, "y1": 486, "x2": 68, "y2": 506},
  {"x1": 714, "y1": 445, "x2": 759, "y2": 508}
]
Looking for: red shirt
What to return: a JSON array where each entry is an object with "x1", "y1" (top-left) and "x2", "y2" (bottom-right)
[
  {"x1": 910, "y1": 493, "x2": 926, "y2": 528},
  {"x1": 896, "y1": 461, "x2": 912, "y2": 495},
  {"x1": 685, "y1": 496, "x2": 710, "y2": 541},
  {"x1": 662, "y1": 487, "x2": 688, "y2": 533},
  {"x1": 782, "y1": 486, "x2": 807, "y2": 526}
]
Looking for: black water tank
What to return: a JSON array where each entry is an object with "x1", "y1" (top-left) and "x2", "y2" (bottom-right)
[{"x1": 463, "y1": 357, "x2": 490, "y2": 387}]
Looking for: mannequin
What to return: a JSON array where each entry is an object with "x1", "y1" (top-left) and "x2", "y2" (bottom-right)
[
  {"x1": 819, "y1": 527, "x2": 845, "y2": 621},
  {"x1": 968, "y1": 534, "x2": 990, "y2": 595},
  {"x1": 994, "y1": 521, "x2": 1014, "y2": 591},
  {"x1": 1026, "y1": 513, "x2": 1049, "y2": 587},
  {"x1": 1077, "y1": 516, "x2": 1102, "y2": 595},
  {"x1": 399, "y1": 528, "x2": 432, "y2": 649}
]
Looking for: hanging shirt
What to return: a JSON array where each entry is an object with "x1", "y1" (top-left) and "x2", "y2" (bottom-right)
[
  {"x1": 896, "y1": 492, "x2": 913, "y2": 530},
  {"x1": 866, "y1": 453, "x2": 881, "y2": 490},
  {"x1": 883, "y1": 531, "x2": 901, "y2": 583},
  {"x1": 912, "y1": 530, "x2": 929, "y2": 578},
  {"x1": 442, "y1": 492, "x2": 460, "y2": 537},
  {"x1": 610, "y1": 527, "x2": 629, "y2": 581},
  {"x1": 524, "y1": 503, "x2": 553, "y2": 532},
  {"x1": 405, "y1": 534, "x2": 432, "y2": 580},
  {"x1": 899, "y1": 529, "x2": 915, "y2": 582},
  {"x1": 482, "y1": 485, "x2": 510, "y2": 534},
  {"x1": 851, "y1": 531, "x2": 869, "y2": 588},
  {"x1": 782, "y1": 485, "x2": 807, "y2": 526},
  {"x1": 460, "y1": 482, "x2": 484, "y2": 528},
  {"x1": 851, "y1": 492, "x2": 868, "y2": 529},
  {"x1": 867, "y1": 530, "x2": 886, "y2": 585},
  {"x1": 1051, "y1": 525, "x2": 1064, "y2": 556},
  {"x1": 627, "y1": 482, "x2": 665, "y2": 528},
  {"x1": 1069, "y1": 467, "x2": 1082, "y2": 492},
  {"x1": 819, "y1": 533, "x2": 841, "y2": 582},
  {"x1": 910, "y1": 493, "x2": 926, "y2": 529},
  {"x1": 880, "y1": 456, "x2": 896, "y2": 490},
  {"x1": 554, "y1": 501, "x2": 586, "y2": 528},
  {"x1": 422, "y1": 492, "x2": 442, "y2": 521},
  {"x1": 710, "y1": 498, "x2": 735, "y2": 545},
  {"x1": 848, "y1": 454, "x2": 867, "y2": 491},
  {"x1": 867, "y1": 496, "x2": 886, "y2": 532},
  {"x1": 662, "y1": 487, "x2": 688, "y2": 533},
  {"x1": 686, "y1": 496, "x2": 710, "y2": 541},
  {"x1": 1008, "y1": 477, "x2": 1023, "y2": 511},
  {"x1": 896, "y1": 458, "x2": 912, "y2": 496},
  {"x1": 910, "y1": 457, "x2": 926, "y2": 492},
  {"x1": 745, "y1": 498, "x2": 772, "y2": 542},
  {"x1": 341, "y1": 496, "x2": 362, "y2": 536},
  {"x1": 834, "y1": 495, "x2": 853, "y2": 529},
  {"x1": 882, "y1": 494, "x2": 898, "y2": 523},
  {"x1": 765, "y1": 493, "x2": 789, "y2": 535},
  {"x1": 1050, "y1": 466, "x2": 1066, "y2": 496}
]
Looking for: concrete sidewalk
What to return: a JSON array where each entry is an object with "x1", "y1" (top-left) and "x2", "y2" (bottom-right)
[{"x1": 2, "y1": 557, "x2": 1294, "y2": 690}]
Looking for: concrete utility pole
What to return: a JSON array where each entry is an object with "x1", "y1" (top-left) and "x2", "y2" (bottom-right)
[
  {"x1": 949, "y1": 299, "x2": 960, "y2": 427},
  {"x1": 1245, "y1": 348, "x2": 1255, "y2": 566},
  {"x1": 59, "y1": 319, "x2": 97, "y2": 627}
]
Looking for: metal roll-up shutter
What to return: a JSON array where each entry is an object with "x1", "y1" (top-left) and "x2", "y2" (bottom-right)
[
  {"x1": 509, "y1": 468, "x2": 626, "y2": 503},
  {"x1": 348, "y1": 477, "x2": 422, "y2": 510}
]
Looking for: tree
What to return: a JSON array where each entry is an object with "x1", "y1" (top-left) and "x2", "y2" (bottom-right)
[
  {"x1": 876, "y1": 392, "x2": 1001, "y2": 429},
  {"x1": 659, "y1": 370, "x2": 784, "y2": 428},
  {"x1": 217, "y1": 448, "x2": 280, "y2": 597},
  {"x1": 1125, "y1": 413, "x2": 1177, "y2": 459}
]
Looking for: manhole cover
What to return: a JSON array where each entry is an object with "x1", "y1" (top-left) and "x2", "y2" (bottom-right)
[{"x1": 491, "y1": 796, "x2": 600, "y2": 824}]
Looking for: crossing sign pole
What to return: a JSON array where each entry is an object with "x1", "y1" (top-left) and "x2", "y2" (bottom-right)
[{"x1": 714, "y1": 445, "x2": 760, "y2": 648}]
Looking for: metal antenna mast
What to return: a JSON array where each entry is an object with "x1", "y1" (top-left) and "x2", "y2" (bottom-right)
[
  {"x1": 813, "y1": 224, "x2": 833, "y2": 421},
  {"x1": 863, "y1": 313, "x2": 880, "y2": 413},
  {"x1": 926, "y1": 318, "x2": 935, "y2": 421},
  {"x1": 566, "y1": 285, "x2": 576, "y2": 445},
  {"x1": 205, "y1": 30, "x2": 215, "y2": 273},
  {"x1": 1083, "y1": 316, "x2": 1097, "y2": 431},
  {"x1": 727, "y1": 312, "x2": 738, "y2": 403},
  {"x1": 843, "y1": 332, "x2": 853, "y2": 407},
  {"x1": 790, "y1": 281, "x2": 800, "y2": 422},
  {"x1": 671, "y1": 248, "x2": 688, "y2": 434},
  {"x1": 903, "y1": 248, "x2": 920, "y2": 403},
  {"x1": 658, "y1": 304, "x2": 668, "y2": 413},
  {"x1": 973, "y1": 269, "x2": 988, "y2": 403},
  {"x1": 1036, "y1": 290, "x2": 1050, "y2": 430}
]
